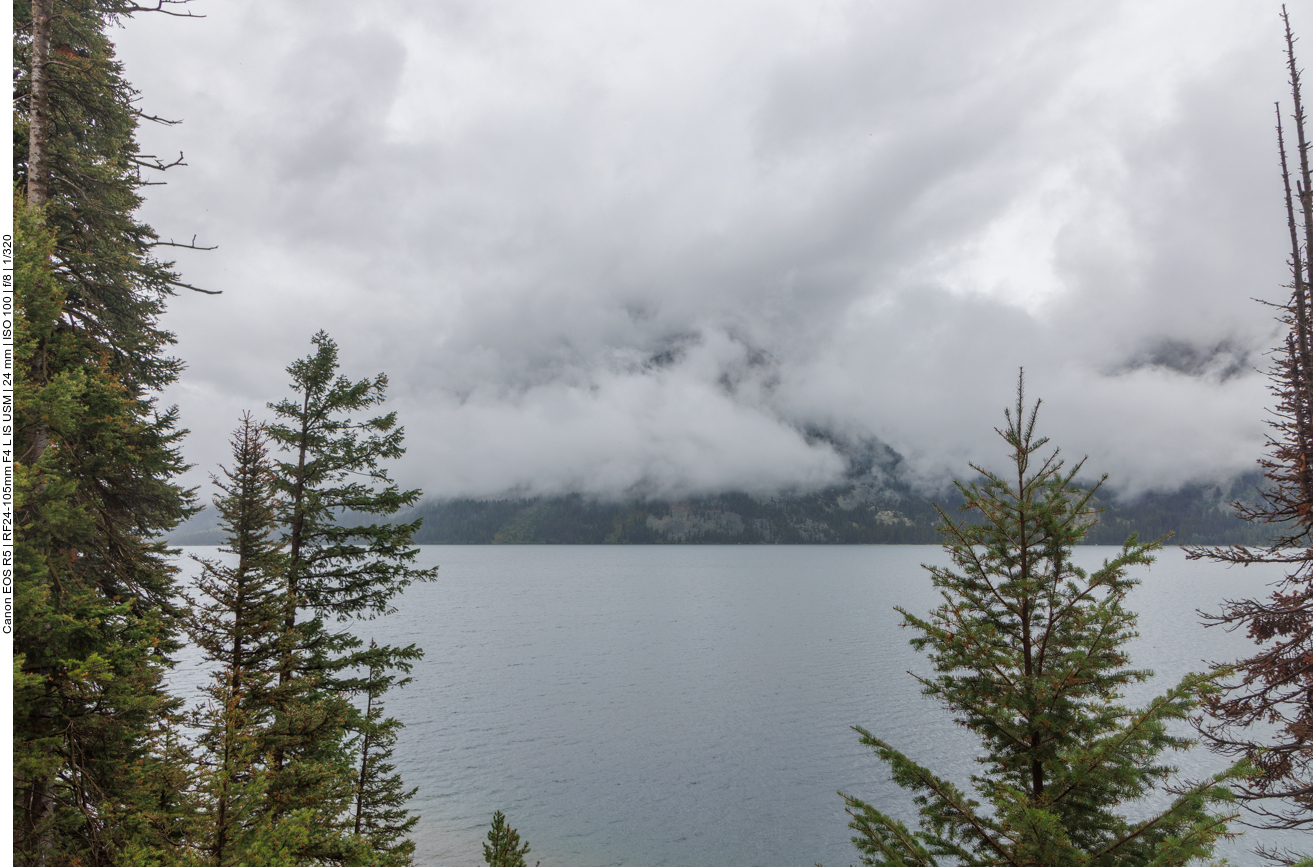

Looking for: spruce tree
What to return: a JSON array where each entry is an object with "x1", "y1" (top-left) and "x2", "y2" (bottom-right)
[
  {"x1": 268, "y1": 330, "x2": 433, "y2": 626},
  {"x1": 839, "y1": 378, "x2": 1240, "y2": 867},
  {"x1": 13, "y1": 198, "x2": 195, "y2": 866},
  {"x1": 15, "y1": 0, "x2": 212, "y2": 392},
  {"x1": 13, "y1": 2, "x2": 207, "y2": 862},
  {"x1": 186, "y1": 414, "x2": 287, "y2": 865},
  {"x1": 260, "y1": 331, "x2": 431, "y2": 855},
  {"x1": 264, "y1": 331, "x2": 432, "y2": 708},
  {"x1": 188, "y1": 413, "x2": 393, "y2": 867}
]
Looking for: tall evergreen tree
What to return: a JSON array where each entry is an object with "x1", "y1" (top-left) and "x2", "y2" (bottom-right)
[
  {"x1": 187, "y1": 414, "x2": 390, "y2": 867},
  {"x1": 13, "y1": 3, "x2": 208, "y2": 862},
  {"x1": 268, "y1": 330, "x2": 433, "y2": 628},
  {"x1": 259, "y1": 331, "x2": 431, "y2": 855},
  {"x1": 13, "y1": 198, "x2": 196, "y2": 866},
  {"x1": 15, "y1": 0, "x2": 212, "y2": 392},
  {"x1": 186, "y1": 414, "x2": 286, "y2": 866},
  {"x1": 1187, "y1": 11, "x2": 1313, "y2": 855},
  {"x1": 839, "y1": 378, "x2": 1240, "y2": 867},
  {"x1": 264, "y1": 330, "x2": 431, "y2": 706}
]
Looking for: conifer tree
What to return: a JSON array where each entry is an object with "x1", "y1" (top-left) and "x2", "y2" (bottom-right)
[
  {"x1": 186, "y1": 414, "x2": 286, "y2": 865},
  {"x1": 13, "y1": 2, "x2": 207, "y2": 862},
  {"x1": 268, "y1": 330, "x2": 433, "y2": 627},
  {"x1": 187, "y1": 414, "x2": 394, "y2": 866},
  {"x1": 257, "y1": 332, "x2": 430, "y2": 855},
  {"x1": 350, "y1": 640, "x2": 420, "y2": 866},
  {"x1": 839, "y1": 378, "x2": 1240, "y2": 867},
  {"x1": 264, "y1": 331, "x2": 431, "y2": 706},
  {"x1": 13, "y1": 197, "x2": 195, "y2": 866},
  {"x1": 16, "y1": 0, "x2": 212, "y2": 391},
  {"x1": 1186, "y1": 11, "x2": 1313, "y2": 853},
  {"x1": 483, "y1": 812, "x2": 536, "y2": 867}
]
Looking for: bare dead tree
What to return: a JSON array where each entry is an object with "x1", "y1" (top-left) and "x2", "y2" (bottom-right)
[{"x1": 1187, "y1": 9, "x2": 1313, "y2": 860}]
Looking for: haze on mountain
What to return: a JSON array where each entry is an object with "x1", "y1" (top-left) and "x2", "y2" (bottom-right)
[{"x1": 116, "y1": 0, "x2": 1296, "y2": 504}]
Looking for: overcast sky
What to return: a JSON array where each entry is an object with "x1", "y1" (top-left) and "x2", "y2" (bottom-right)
[{"x1": 113, "y1": 0, "x2": 1311, "y2": 502}]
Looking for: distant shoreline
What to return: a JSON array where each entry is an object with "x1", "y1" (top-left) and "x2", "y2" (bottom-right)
[{"x1": 167, "y1": 478, "x2": 1272, "y2": 548}]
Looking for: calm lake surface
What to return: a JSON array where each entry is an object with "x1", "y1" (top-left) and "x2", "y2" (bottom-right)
[{"x1": 173, "y1": 545, "x2": 1299, "y2": 866}]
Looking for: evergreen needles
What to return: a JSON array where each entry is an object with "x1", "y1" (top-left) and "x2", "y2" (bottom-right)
[
  {"x1": 182, "y1": 335, "x2": 434, "y2": 865},
  {"x1": 839, "y1": 376, "x2": 1242, "y2": 867},
  {"x1": 187, "y1": 413, "x2": 287, "y2": 865},
  {"x1": 484, "y1": 812, "x2": 538, "y2": 867},
  {"x1": 13, "y1": 5, "x2": 436, "y2": 859}
]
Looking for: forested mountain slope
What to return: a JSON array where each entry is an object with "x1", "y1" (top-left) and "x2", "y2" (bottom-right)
[
  {"x1": 400, "y1": 476, "x2": 1268, "y2": 545},
  {"x1": 167, "y1": 472, "x2": 1270, "y2": 546}
]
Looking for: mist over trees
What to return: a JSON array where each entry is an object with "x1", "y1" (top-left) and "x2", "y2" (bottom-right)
[{"x1": 380, "y1": 478, "x2": 1266, "y2": 547}]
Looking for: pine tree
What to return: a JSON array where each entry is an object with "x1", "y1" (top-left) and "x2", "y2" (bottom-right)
[
  {"x1": 1186, "y1": 11, "x2": 1313, "y2": 854},
  {"x1": 839, "y1": 377, "x2": 1240, "y2": 867},
  {"x1": 483, "y1": 812, "x2": 536, "y2": 867}
]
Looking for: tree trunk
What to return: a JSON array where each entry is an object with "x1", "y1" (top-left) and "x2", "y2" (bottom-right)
[
  {"x1": 26, "y1": 0, "x2": 53, "y2": 210},
  {"x1": 22, "y1": 0, "x2": 54, "y2": 466},
  {"x1": 273, "y1": 393, "x2": 312, "y2": 774},
  {"x1": 354, "y1": 687, "x2": 375, "y2": 836}
]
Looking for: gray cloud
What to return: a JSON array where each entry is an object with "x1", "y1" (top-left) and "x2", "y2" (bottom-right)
[{"x1": 116, "y1": 0, "x2": 1300, "y2": 502}]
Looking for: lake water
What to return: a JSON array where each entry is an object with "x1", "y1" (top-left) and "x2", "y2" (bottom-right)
[{"x1": 172, "y1": 545, "x2": 1302, "y2": 866}]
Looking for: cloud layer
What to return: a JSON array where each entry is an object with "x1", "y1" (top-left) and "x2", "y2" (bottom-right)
[{"x1": 116, "y1": 0, "x2": 1299, "y2": 500}]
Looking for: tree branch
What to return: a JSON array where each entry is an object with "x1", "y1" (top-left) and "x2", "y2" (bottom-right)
[
  {"x1": 150, "y1": 236, "x2": 217, "y2": 252},
  {"x1": 122, "y1": 1, "x2": 206, "y2": 18}
]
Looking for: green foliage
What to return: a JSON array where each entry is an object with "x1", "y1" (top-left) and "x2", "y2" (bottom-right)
[
  {"x1": 483, "y1": 812, "x2": 537, "y2": 867},
  {"x1": 186, "y1": 415, "x2": 308, "y2": 865},
  {"x1": 13, "y1": 195, "x2": 196, "y2": 866},
  {"x1": 350, "y1": 640, "x2": 419, "y2": 866},
  {"x1": 13, "y1": 2, "x2": 204, "y2": 861},
  {"x1": 14, "y1": 6, "x2": 429, "y2": 865},
  {"x1": 223, "y1": 332, "x2": 430, "y2": 861},
  {"x1": 187, "y1": 407, "x2": 419, "y2": 866},
  {"x1": 839, "y1": 378, "x2": 1242, "y2": 867},
  {"x1": 267, "y1": 330, "x2": 433, "y2": 623},
  {"x1": 14, "y1": 0, "x2": 206, "y2": 389}
]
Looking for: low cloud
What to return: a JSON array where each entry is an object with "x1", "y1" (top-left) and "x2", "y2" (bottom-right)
[{"x1": 118, "y1": 0, "x2": 1296, "y2": 503}]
